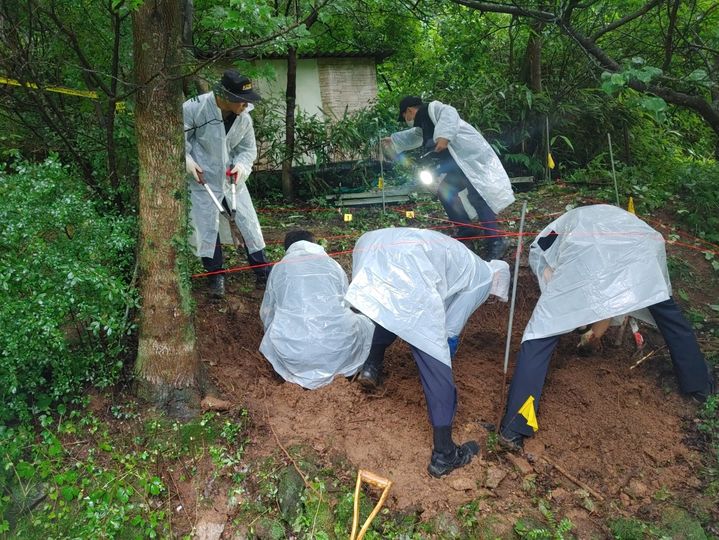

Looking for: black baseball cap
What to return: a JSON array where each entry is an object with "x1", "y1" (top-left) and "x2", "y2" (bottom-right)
[
  {"x1": 398, "y1": 95, "x2": 423, "y2": 121},
  {"x1": 214, "y1": 70, "x2": 262, "y2": 103}
]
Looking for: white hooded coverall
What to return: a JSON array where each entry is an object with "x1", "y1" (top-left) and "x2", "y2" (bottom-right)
[
  {"x1": 345, "y1": 227, "x2": 510, "y2": 367},
  {"x1": 389, "y1": 100, "x2": 515, "y2": 214},
  {"x1": 184, "y1": 92, "x2": 265, "y2": 257},
  {"x1": 259, "y1": 241, "x2": 374, "y2": 389}
]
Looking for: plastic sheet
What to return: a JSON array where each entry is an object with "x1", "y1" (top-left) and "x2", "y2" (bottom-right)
[
  {"x1": 260, "y1": 241, "x2": 373, "y2": 389},
  {"x1": 523, "y1": 204, "x2": 671, "y2": 341},
  {"x1": 390, "y1": 100, "x2": 515, "y2": 214},
  {"x1": 346, "y1": 228, "x2": 509, "y2": 367}
]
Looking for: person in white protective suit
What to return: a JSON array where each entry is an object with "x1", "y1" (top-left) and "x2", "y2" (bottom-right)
[
  {"x1": 259, "y1": 230, "x2": 374, "y2": 389},
  {"x1": 345, "y1": 227, "x2": 510, "y2": 477},
  {"x1": 381, "y1": 96, "x2": 515, "y2": 260},
  {"x1": 184, "y1": 70, "x2": 271, "y2": 297},
  {"x1": 499, "y1": 205, "x2": 716, "y2": 450}
]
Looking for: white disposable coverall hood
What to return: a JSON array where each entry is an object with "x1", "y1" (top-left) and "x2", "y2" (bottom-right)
[
  {"x1": 184, "y1": 92, "x2": 265, "y2": 257},
  {"x1": 390, "y1": 100, "x2": 515, "y2": 214},
  {"x1": 345, "y1": 228, "x2": 509, "y2": 367},
  {"x1": 523, "y1": 204, "x2": 671, "y2": 342},
  {"x1": 259, "y1": 241, "x2": 374, "y2": 389}
]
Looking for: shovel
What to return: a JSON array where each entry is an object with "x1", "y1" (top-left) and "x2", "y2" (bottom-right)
[{"x1": 350, "y1": 469, "x2": 392, "y2": 540}]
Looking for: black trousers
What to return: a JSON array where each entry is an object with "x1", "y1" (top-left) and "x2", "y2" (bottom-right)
[
  {"x1": 436, "y1": 170, "x2": 502, "y2": 248},
  {"x1": 500, "y1": 297, "x2": 712, "y2": 438},
  {"x1": 201, "y1": 234, "x2": 270, "y2": 279},
  {"x1": 369, "y1": 324, "x2": 457, "y2": 428}
]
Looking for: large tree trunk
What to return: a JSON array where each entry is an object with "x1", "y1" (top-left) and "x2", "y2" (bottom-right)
[
  {"x1": 132, "y1": 0, "x2": 201, "y2": 418},
  {"x1": 281, "y1": 46, "x2": 297, "y2": 200}
]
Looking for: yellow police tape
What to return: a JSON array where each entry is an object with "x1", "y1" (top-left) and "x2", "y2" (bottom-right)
[{"x1": 0, "y1": 76, "x2": 126, "y2": 112}]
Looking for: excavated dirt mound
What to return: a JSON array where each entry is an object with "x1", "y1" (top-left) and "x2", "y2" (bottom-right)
[{"x1": 194, "y1": 196, "x2": 718, "y2": 535}]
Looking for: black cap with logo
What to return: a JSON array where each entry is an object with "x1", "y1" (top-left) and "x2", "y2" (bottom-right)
[{"x1": 214, "y1": 70, "x2": 262, "y2": 103}]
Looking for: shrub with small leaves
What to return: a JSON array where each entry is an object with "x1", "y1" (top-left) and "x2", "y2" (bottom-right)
[{"x1": 0, "y1": 157, "x2": 137, "y2": 422}]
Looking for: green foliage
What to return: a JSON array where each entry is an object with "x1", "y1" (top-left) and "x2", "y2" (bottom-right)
[
  {"x1": 254, "y1": 98, "x2": 403, "y2": 196},
  {"x1": 698, "y1": 394, "x2": 719, "y2": 501},
  {"x1": 609, "y1": 517, "x2": 651, "y2": 539},
  {"x1": 1, "y1": 409, "x2": 249, "y2": 538},
  {"x1": 515, "y1": 500, "x2": 574, "y2": 540},
  {"x1": 567, "y1": 110, "x2": 719, "y2": 242},
  {"x1": 0, "y1": 1, "x2": 137, "y2": 211},
  {"x1": 0, "y1": 158, "x2": 137, "y2": 422}
]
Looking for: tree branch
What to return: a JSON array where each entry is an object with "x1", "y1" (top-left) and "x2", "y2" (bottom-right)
[
  {"x1": 450, "y1": 0, "x2": 555, "y2": 21},
  {"x1": 590, "y1": 0, "x2": 662, "y2": 41}
]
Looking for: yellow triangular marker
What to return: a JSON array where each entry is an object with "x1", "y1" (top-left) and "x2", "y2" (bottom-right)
[
  {"x1": 547, "y1": 153, "x2": 555, "y2": 170},
  {"x1": 627, "y1": 197, "x2": 635, "y2": 215},
  {"x1": 518, "y1": 395, "x2": 539, "y2": 432}
]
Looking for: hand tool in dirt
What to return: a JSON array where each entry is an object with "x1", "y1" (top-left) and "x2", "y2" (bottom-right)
[
  {"x1": 496, "y1": 201, "x2": 527, "y2": 429},
  {"x1": 614, "y1": 316, "x2": 645, "y2": 351},
  {"x1": 629, "y1": 317, "x2": 644, "y2": 350},
  {"x1": 201, "y1": 180, "x2": 245, "y2": 253},
  {"x1": 226, "y1": 167, "x2": 238, "y2": 218},
  {"x1": 350, "y1": 469, "x2": 392, "y2": 540}
]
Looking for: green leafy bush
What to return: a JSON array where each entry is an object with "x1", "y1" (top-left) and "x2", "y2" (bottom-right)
[{"x1": 0, "y1": 158, "x2": 137, "y2": 422}]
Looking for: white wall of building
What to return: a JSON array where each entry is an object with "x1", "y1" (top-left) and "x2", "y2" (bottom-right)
[{"x1": 253, "y1": 58, "x2": 325, "y2": 119}]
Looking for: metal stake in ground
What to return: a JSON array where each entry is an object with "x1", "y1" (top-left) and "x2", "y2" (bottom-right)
[
  {"x1": 608, "y1": 132, "x2": 620, "y2": 206},
  {"x1": 375, "y1": 119, "x2": 386, "y2": 214},
  {"x1": 497, "y1": 201, "x2": 528, "y2": 428}
]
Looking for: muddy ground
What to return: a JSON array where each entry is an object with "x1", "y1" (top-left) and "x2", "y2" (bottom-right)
[{"x1": 193, "y1": 192, "x2": 719, "y2": 537}]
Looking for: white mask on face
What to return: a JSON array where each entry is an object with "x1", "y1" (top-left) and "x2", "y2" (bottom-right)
[{"x1": 405, "y1": 119, "x2": 414, "y2": 127}]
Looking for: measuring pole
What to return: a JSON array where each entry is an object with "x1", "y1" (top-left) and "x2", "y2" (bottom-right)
[
  {"x1": 503, "y1": 201, "x2": 527, "y2": 376},
  {"x1": 608, "y1": 133, "x2": 619, "y2": 206},
  {"x1": 496, "y1": 201, "x2": 527, "y2": 428},
  {"x1": 545, "y1": 117, "x2": 551, "y2": 182},
  {"x1": 376, "y1": 120, "x2": 386, "y2": 214},
  {"x1": 379, "y1": 136, "x2": 386, "y2": 214}
]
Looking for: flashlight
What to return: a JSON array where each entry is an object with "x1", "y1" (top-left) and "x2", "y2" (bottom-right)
[{"x1": 419, "y1": 169, "x2": 434, "y2": 185}]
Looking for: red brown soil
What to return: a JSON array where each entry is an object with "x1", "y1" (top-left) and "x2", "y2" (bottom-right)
[{"x1": 195, "y1": 193, "x2": 719, "y2": 536}]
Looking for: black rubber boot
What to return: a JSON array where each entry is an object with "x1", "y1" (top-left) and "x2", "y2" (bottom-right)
[
  {"x1": 208, "y1": 274, "x2": 225, "y2": 299},
  {"x1": 691, "y1": 371, "x2": 716, "y2": 403},
  {"x1": 427, "y1": 441, "x2": 479, "y2": 478},
  {"x1": 486, "y1": 237, "x2": 509, "y2": 260},
  {"x1": 247, "y1": 249, "x2": 271, "y2": 289},
  {"x1": 356, "y1": 348, "x2": 384, "y2": 390},
  {"x1": 498, "y1": 428, "x2": 525, "y2": 452}
]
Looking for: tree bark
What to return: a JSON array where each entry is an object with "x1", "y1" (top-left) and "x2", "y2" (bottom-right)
[
  {"x1": 132, "y1": 0, "x2": 201, "y2": 418},
  {"x1": 282, "y1": 46, "x2": 298, "y2": 200},
  {"x1": 522, "y1": 19, "x2": 543, "y2": 93}
]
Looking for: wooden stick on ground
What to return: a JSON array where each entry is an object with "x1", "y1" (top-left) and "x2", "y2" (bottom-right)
[
  {"x1": 262, "y1": 387, "x2": 315, "y2": 493},
  {"x1": 541, "y1": 456, "x2": 605, "y2": 501},
  {"x1": 629, "y1": 345, "x2": 667, "y2": 370},
  {"x1": 267, "y1": 416, "x2": 315, "y2": 492}
]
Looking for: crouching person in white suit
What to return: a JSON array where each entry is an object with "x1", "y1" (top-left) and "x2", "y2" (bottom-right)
[
  {"x1": 259, "y1": 230, "x2": 374, "y2": 389},
  {"x1": 345, "y1": 227, "x2": 510, "y2": 478},
  {"x1": 499, "y1": 204, "x2": 716, "y2": 451}
]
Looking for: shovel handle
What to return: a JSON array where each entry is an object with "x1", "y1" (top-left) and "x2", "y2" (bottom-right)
[
  {"x1": 358, "y1": 469, "x2": 391, "y2": 489},
  {"x1": 350, "y1": 469, "x2": 392, "y2": 540}
]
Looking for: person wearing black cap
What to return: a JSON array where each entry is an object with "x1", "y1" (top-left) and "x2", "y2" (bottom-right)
[
  {"x1": 184, "y1": 69, "x2": 270, "y2": 296},
  {"x1": 382, "y1": 97, "x2": 515, "y2": 259}
]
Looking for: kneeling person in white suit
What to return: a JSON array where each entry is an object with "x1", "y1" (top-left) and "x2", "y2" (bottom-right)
[{"x1": 259, "y1": 230, "x2": 374, "y2": 389}]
